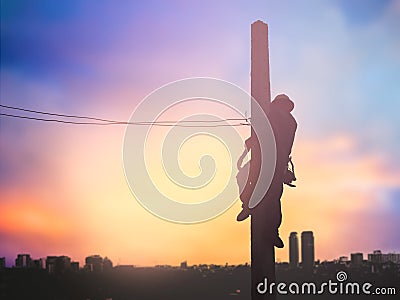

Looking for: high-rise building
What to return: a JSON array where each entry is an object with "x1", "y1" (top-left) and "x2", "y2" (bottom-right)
[
  {"x1": 71, "y1": 261, "x2": 80, "y2": 272},
  {"x1": 339, "y1": 256, "x2": 349, "y2": 264},
  {"x1": 301, "y1": 231, "x2": 315, "y2": 271},
  {"x1": 46, "y1": 256, "x2": 58, "y2": 273},
  {"x1": 85, "y1": 255, "x2": 103, "y2": 272},
  {"x1": 103, "y1": 257, "x2": 113, "y2": 270},
  {"x1": 289, "y1": 232, "x2": 299, "y2": 268},
  {"x1": 0, "y1": 257, "x2": 5, "y2": 269},
  {"x1": 15, "y1": 254, "x2": 32, "y2": 268},
  {"x1": 32, "y1": 258, "x2": 45, "y2": 269},
  {"x1": 368, "y1": 250, "x2": 382, "y2": 264},
  {"x1": 384, "y1": 253, "x2": 400, "y2": 264},
  {"x1": 351, "y1": 253, "x2": 363, "y2": 266},
  {"x1": 368, "y1": 250, "x2": 400, "y2": 264},
  {"x1": 46, "y1": 256, "x2": 71, "y2": 273}
]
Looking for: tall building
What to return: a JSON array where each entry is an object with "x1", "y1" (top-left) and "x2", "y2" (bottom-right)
[
  {"x1": 0, "y1": 257, "x2": 5, "y2": 269},
  {"x1": 71, "y1": 261, "x2": 80, "y2": 272},
  {"x1": 289, "y1": 232, "x2": 299, "y2": 268},
  {"x1": 46, "y1": 256, "x2": 58, "y2": 273},
  {"x1": 85, "y1": 255, "x2": 103, "y2": 272},
  {"x1": 384, "y1": 253, "x2": 400, "y2": 264},
  {"x1": 15, "y1": 254, "x2": 32, "y2": 268},
  {"x1": 339, "y1": 256, "x2": 349, "y2": 264},
  {"x1": 46, "y1": 256, "x2": 71, "y2": 273},
  {"x1": 301, "y1": 231, "x2": 315, "y2": 271},
  {"x1": 351, "y1": 253, "x2": 363, "y2": 266},
  {"x1": 32, "y1": 258, "x2": 45, "y2": 269},
  {"x1": 103, "y1": 257, "x2": 113, "y2": 270},
  {"x1": 368, "y1": 250, "x2": 382, "y2": 264},
  {"x1": 180, "y1": 261, "x2": 187, "y2": 269},
  {"x1": 368, "y1": 250, "x2": 400, "y2": 264},
  {"x1": 84, "y1": 255, "x2": 113, "y2": 272}
]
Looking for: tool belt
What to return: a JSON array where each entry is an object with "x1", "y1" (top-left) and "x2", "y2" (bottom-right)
[{"x1": 283, "y1": 157, "x2": 296, "y2": 187}]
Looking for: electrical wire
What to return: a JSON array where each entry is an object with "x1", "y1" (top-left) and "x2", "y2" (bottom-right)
[
  {"x1": 0, "y1": 104, "x2": 249, "y2": 126},
  {"x1": 0, "y1": 113, "x2": 250, "y2": 127}
]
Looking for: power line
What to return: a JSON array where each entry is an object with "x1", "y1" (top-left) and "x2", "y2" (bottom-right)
[
  {"x1": 0, "y1": 113, "x2": 249, "y2": 127},
  {"x1": 0, "y1": 104, "x2": 118, "y2": 123},
  {"x1": 0, "y1": 104, "x2": 248, "y2": 124},
  {"x1": 0, "y1": 113, "x2": 122, "y2": 126}
]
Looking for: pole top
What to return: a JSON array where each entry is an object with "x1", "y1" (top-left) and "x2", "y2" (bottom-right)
[{"x1": 251, "y1": 20, "x2": 268, "y2": 27}]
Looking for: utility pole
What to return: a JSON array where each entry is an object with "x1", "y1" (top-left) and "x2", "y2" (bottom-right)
[{"x1": 250, "y1": 20, "x2": 275, "y2": 300}]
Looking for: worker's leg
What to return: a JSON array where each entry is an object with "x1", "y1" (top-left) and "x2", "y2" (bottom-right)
[{"x1": 257, "y1": 180, "x2": 284, "y2": 247}]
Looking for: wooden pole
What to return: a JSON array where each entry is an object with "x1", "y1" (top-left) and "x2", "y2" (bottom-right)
[
  {"x1": 251, "y1": 21, "x2": 271, "y2": 113},
  {"x1": 250, "y1": 20, "x2": 275, "y2": 300}
]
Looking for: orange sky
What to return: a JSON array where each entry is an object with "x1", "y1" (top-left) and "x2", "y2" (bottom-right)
[{"x1": 1, "y1": 127, "x2": 399, "y2": 266}]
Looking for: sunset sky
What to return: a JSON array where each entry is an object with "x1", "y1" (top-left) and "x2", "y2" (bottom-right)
[{"x1": 1, "y1": 0, "x2": 400, "y2": 267}]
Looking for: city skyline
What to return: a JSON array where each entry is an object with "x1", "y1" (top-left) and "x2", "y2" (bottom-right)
[
  {"x1": 2, "y1": 253, "x2": 399, "y2": 300},
  {"x1": 2, "y1": 230, "x2": 399, "y2": 268}
]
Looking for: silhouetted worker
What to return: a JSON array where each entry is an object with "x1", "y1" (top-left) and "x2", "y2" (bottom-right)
[{"x1": 236, "y1": 94, "x2": 297, "y2": 248}]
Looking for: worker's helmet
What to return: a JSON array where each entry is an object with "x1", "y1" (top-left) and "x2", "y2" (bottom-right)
[{"x1": 271, "y1": 94, "x2": 294, "y2": 112}]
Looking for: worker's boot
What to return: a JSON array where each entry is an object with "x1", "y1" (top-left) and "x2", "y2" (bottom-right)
[
  {"x1": 236, "y1": 208, "x2": 250, "y2": 222},
  {"x1": 272, "y1": 230, "x2": 284, "y2": 248}
]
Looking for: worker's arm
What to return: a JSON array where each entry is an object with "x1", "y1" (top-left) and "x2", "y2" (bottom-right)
[{"x1": 237, "y1": 137, "x2": 253, "y2": 169}]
